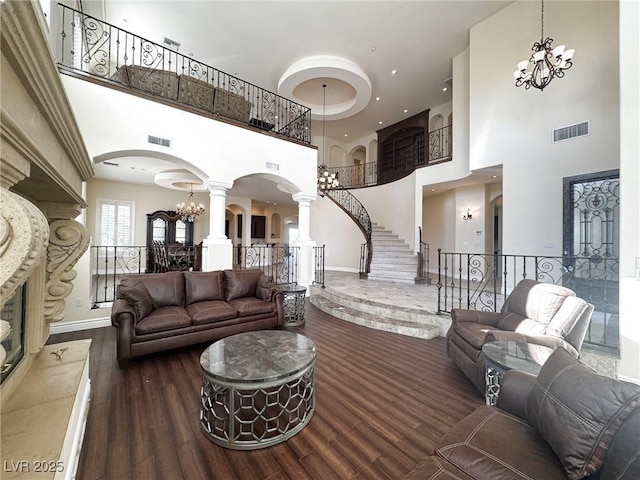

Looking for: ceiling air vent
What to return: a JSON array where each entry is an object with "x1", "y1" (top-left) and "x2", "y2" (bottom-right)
[
  {"x1": 148, "y1": 135, "x2": 171, "y2": 148},
  {"x1": 552, "y1": 121, "x2": 590, "y2": 143},
  {"x1": 102, "y1": 161, "x2": 119, "y2": 167}
]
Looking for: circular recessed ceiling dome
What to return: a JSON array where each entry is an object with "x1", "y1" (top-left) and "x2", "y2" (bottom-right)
[
  {"x1": 278, "y1": 55, "x2": 372, "y2": 121},
  {"x1": 154, "y1": 170, "x2": 207, "y2": 191}
]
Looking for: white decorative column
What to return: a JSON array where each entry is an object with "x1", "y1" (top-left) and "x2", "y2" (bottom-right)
[
  {"x1": 292, "y1": 193, "x2": 317, "y2": 289},
  {"x1": 203, "y1": 180, "x2": 233, "y2": 271}
]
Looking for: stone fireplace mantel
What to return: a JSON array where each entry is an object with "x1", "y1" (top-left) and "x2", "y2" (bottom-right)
[{"x1": 1, "y1": 1, "x2": 95, "y2": 478}]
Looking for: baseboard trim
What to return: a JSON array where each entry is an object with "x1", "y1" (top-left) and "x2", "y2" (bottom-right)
[{"x1": 50, "y1": 317, "x2": 111, "y2": 334}]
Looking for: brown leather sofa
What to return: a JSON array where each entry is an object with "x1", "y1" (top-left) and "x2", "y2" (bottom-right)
[
  {"x1": 447, "y1": 279, "x2": 593, "y2": 392},
  {"x1": 406, "y1": 348, "x2": 640, "y2": 479},
  {"x1": 111, "y1": 269, "x2": 284, "y2": 367}
]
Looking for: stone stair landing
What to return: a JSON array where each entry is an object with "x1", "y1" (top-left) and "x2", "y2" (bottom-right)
[{"x1": 309, "y1": 272, "x2": 450, "y2": 340}]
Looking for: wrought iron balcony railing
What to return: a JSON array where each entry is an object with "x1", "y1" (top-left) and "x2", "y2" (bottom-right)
[
  {"x1": 90, "y1": 244, "x2": 205, "y2": 307},
  {"x1": 89, "y1": 243, "x2": 327, "y2": 305},
  {"x1": 234, "y1": 245, "x2": 299, "y2": 285},
  {"x1": 436, "y1": 250, "x2": 620, "y2": 353},
  {"x1": 55, "y1": 3, "x2": 311, "y2": 143},
  {"x1": 320, "y1": 125, "x2": 452, "y2": 189}
]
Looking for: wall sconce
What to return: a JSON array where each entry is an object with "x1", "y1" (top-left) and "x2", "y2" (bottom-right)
[{"x1": 463, "y1": 209, "x2": 473, "y2": 221}]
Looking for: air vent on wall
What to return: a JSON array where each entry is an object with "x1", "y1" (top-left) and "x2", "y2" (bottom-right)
[
  {"x1": 148, "y1": 135, "x2": 171, "y2": 148},
  {"x1": 552, "y1": 121, "x2": 590, "y2": 143},
  {"x1": 162, "y1": 36, "x2": 181, "y2": 51}
]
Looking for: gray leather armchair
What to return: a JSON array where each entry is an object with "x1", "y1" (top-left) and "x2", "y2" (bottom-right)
[{"x1": 446, "y1": 279, "x2": 594, "y2": 392}]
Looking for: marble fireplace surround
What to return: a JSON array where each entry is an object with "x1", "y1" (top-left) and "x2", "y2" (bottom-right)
[{"x1": 1, "y1": 1, "x2": 94, "y2": 478}]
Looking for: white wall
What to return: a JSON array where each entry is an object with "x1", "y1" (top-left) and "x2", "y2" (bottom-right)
[
  {"x1": 469, "y1": 0, "x2": 619, "y2": 257},
  {"x1": 61, "y1": 76, "x2": 318, "y2": 197},
  {"x1": 355, "y1": 173, "x2": 417, "y2": 251},
  {"x1": 310, "y1": 195, "x2": 362, "y2": 272},
  {"x1": 423, "y1": 190, "x2": 456, "y2": 255},
  {"x1": 618, "y1": 0, "x2": 640, "y2": 382}
]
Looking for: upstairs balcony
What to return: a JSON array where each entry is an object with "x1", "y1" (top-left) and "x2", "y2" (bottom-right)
[{"x1": 54, "y1": 3, "x2": 311, "y2": 144}]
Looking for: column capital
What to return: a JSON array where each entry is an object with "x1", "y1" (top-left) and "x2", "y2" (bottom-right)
[
  {"x1": 292, "y1": 192, "x2": 317, "y2": 204},
  {"x1": 205, "y1": 180, "x2": 234, "y2": 193}
]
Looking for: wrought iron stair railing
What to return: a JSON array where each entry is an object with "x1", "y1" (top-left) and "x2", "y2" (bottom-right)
[
  {"x1": 55, "y1": 3, "x2": 311, "y2": 143},
  {"x1": 322, "y1": 186, "x2": 373, "y2": 277}
]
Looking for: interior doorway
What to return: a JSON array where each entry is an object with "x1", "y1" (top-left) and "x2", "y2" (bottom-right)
[{"x1": 562, "y1": 169, "x2": 620, "y2": 353}]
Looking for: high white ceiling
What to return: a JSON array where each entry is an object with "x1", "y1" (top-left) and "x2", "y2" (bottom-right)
[{"x1": 82, "y1": 0, "x2": 512, "y2": 203}]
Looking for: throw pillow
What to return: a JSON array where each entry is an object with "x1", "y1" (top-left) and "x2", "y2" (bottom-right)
[
  {"x1": 224, "y1": 269, "x2": 263, "y2": 301},
  {"x1": 525, "y1": 348, "x2": 640, "y2": 480},
  {"x1": 255, "y1": 275, "x2": 274, "y2": 301},
  {"x1": 119, "y1": 282, "x2": 155, "y2": 320}
]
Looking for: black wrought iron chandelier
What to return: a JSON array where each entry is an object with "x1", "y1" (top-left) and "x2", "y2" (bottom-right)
[
  {"x1": 176, "y1": 183, "x2": 205, "y2": 222},
  {"x1": 513, "y1": 0, "x2": 574, "y2": 91},
  {"x1": 317, "y1": 84, "x2": 339, "y2": 193}
]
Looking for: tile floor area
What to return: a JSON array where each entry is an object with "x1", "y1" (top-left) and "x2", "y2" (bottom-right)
[{"x1": 316, "y1": 270, "x2": 441, "y2": 313}]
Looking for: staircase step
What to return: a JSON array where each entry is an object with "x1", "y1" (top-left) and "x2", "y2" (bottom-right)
[{"x1": 309, "y1": 294, "x2": 441, "y2": 340}]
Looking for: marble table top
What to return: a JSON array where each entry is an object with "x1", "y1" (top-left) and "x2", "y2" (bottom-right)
[{"x1": 200, "y1": 331, "x2": 316, "y2": 383}]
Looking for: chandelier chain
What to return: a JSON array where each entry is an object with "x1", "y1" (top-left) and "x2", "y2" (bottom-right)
[{"x1": 540, "y1": 0, "x2": 544, "y2": 41}]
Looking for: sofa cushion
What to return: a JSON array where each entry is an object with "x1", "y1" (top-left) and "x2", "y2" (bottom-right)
[
  {"x1": 436, "y1": 405, "x2": 566, "y2": 479},
  {"x1": 135, "y1": 306, "x2": 191, "y2": 335},
  {"x1": 119, "y1": 282, "x2": 155, "y2": 319},
  {"x1": 405, "y1": 456, "x2": 475, "y2": 480},
  {"x1": 526, "y1": 348, "x2": 640, "y2": 480},
  {"x1": 186, "y1": 301, "x2": 238, "y2": 325},
  {"x1": 213, "y1": 87, "x2": 252, "y2": 122},
  {"x1": 598, "y1": 407, "x2": 640, "y2": 480},
  {"x1": 184, "y1": 271, "x2": 225, "y2": 305},
  {"x1": 115, "y1": 65, "x2": 179, "y2": 100},
  {"x1": 255, "y1": 275, "x2": 274, "y2": 301},
  {"x1": 228, "y1": 297, "x2": 276, "y2": 317},
  {"x1": 224, "y1": 269, "x2": 263, "y2": 301},
  {"x1": 120, "y1": 272, "x2": 185, "y2": 307},
  {"x1": 453, "y1": 322, "x2": 494, "y2": 350},
  {"x1": 178, "y1": 75, "x2": 214, "y2": 111}
]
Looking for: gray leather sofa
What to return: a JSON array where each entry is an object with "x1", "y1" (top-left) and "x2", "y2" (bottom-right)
[
  {"x1": 447, "y1": 279, "x2": 593, "y2": 392},
  {"x1": 406, "y1": 348, "x2": 640, "y2": 479}
]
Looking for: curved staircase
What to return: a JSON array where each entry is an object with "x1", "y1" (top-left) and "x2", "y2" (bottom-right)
[{"x1": 368, "y1": 224, "x2": 418, "y2": 284}]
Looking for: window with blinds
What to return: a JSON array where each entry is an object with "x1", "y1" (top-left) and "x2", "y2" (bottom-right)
[{"x1": 98, "y1": 200, "x2": 134, "y2": 246}]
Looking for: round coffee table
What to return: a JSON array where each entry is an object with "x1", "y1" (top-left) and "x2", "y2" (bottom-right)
[
  {"x1": 199, "y1": 330, "x2": 316, "y2": 450},
  {"x1": 482, "y1": 340, "x2": 554, "y2": 405}
]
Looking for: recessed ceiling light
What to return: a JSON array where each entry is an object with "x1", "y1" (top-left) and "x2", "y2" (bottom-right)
[
  {"x1": 378, "y1": 121, "x2": 383, "y2": 124},
  {"x1": 371, "y1": 47, "x2": 376, "y2": 52},
  {"x1": 376, "y1": 97, "x2": 381, "y2": 101},
  {"x1": 442, "y1": 87, "x2": 448, "y2": 92},
  {"x1": 344, "y1": 134, "x2": 348, "y2": 137},
  {"x1": 391, "y1": 69, "x2": 398, "y2": 75},
  {"x1": 403, "y1": 109, "x2": 408, "y2": 113},
  {"x1": 492, "y1": 175, "x2": 499, "y2": 178},
  {"x1": 431, "y1": 188, "x2": 436, "y2": 192}
]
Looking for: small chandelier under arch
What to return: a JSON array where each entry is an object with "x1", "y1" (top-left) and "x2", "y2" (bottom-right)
[{"x1": 176, "y1": 183, "x2": 205, "y2": 222}]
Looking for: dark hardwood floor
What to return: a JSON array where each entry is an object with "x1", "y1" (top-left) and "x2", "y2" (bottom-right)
[{"x1": 48, "y1": 302, "x2": 484, "y2": 480}]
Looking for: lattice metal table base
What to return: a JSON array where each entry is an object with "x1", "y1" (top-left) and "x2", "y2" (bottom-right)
[
  {"x1": 282, "y1": 284, "x2": 307, "y2": 326},
  {"x1": 200, "y1": 365, "x2": 315, "y2": 450},
  {"x1": 485, "y1": 365, "x2": 504, "y2": 406}
]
